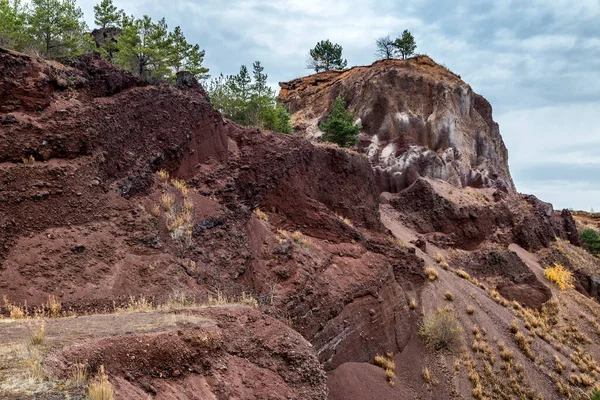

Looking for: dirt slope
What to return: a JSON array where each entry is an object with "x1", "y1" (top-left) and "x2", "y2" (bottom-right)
[{"x1": 2, "y1": 48, "x2": 600, "y2": 399}]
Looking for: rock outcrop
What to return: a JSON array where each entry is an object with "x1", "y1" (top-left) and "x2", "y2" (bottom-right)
[{"x1": 279, "y1": 56, "x2": 515, "y2": 193}]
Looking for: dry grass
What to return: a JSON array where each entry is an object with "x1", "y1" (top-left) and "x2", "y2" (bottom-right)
[
  {"x1": 440, "y1": 261, "x2": 449, "y2": 270},
  {"x1": 336, "y1": 214, "x2": 354, "y2": 227},
  {"x1": 544, "y1": 264, "x2": 575, "y2": 290},
  {"x1": 424, "y1": 267, "x2": 438, "y2": 281},
  {"x1": 171, "y1": 178, "x2": 189, "y2": 196},
  {"x1": 291, "y1": 231, "x2": 308, "y2": 247},
  {"x1": 3, "y1": 295, "x2": 27, "y2": 319},
  {"x1": 466, "y1": 305, "x2": 475, "y2": 315},
  {"x1": 160, "y1": 193, "x2": 175, "y2": 212},
  {"x1": 554, "y1": 355, "x2": 566, "y2": 374},
  {"x1": 422, "y1": 366, "x2": 431, "y2": 383},
  {"x1": 28, "y1": 320, "x2": 45, "y2": 345},
  {"x1": 156, "y1": 169, "x2": 169, "y2": 182},
  {"x1": 70, "y1": 363, "x2": 88, "y2": 387},
  {"x1": 444, "y1": 291, "x2": 455, "y2": 301},
  {"x1": 45, "y1": 296, "x2": 61, "y2": 318},
  {"x1": 151, "y1": 204, "x2": 161, "y2": 217},
  {"x1": 88, "y1": 365, "x2": 114, "y2": 400},
  {"x1": 253, "y1": 207, "x2": 269, "y2": 221},
  {"x1": 514, "y1": 330, "x2": 534, "y2": 359},
  {"x1": 22, "y1": 155, "x2": 35, "y2": 165},
  {"x1": 419, "y1": 306, "x2": 462, "y2": 350},
  {"x1": 374, "y1": 353, "x2": 396, "y2": 386},
  {"x1": 409, "y1": 298, "x2": 417, "y2": 310},
  {"x1": 435, "y1": 253, "x2": 443, "y2": 264},
  {"x1": 26, "y1": 345, "x2": 45, "y2": 380},
  {"x1": 456, "y1": 269, "x2": 471, "y2": 280},
  {"x1": 116, "y1": 296, "x2": 154, "y2": 313}
]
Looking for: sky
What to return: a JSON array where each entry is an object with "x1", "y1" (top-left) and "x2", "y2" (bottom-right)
[{"x1": 77, "y1": 0, "x2": 600, "y2": 211}]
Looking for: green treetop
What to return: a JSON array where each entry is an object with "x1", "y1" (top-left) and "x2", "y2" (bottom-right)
[
  {"x1": 320, "y1": 96, "x2": 361, "y2": 147},
  {"x1": 307, "y1": 39, "x2": 347, "y2": 73}
]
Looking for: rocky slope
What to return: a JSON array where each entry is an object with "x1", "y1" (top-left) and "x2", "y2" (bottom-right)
[
  {"x1": 279, "y1": 56, "x2": 515, "y2": 194},
  {"x1": 2, "y1": 48, "x2": 600, "y2": 400}
]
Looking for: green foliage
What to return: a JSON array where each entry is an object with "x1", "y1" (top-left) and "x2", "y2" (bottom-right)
[
  {"x1": 307, "y1": 39, "x2": 347, "y2": 72},
  {"x1": 419, "y1": 306, "x2": 462, "y2": 350},
  {"x1": 394, "y1": 29, "x2": 417, "y2": 59},
  {"x1": 208, "y1": 61, "x2": 292, "y2": 134},
  {"x1": 0, "y1": 0, "x2": 28, "y2": 51},
  {"x1": 590, "y1": 388, "x2": 600, "y2": 400},
  {"x1": 375, "y1": 35, "x2": 396, "y2": 59},
  {"x1": 320, "y1": 96, "x2": 361, "y2": 147},
  {"x1": 93, "y1": 0, "x2": 122, "y2": 29},
  {"x1": 581, "y1": 228, "x2": 600, "y2": 257},
  {"x1": 114, "y1": 14, "x2": 208, "y2": 82},
  {"x1": 28, "y1": 0, "x2": 93, "y2": 57}
]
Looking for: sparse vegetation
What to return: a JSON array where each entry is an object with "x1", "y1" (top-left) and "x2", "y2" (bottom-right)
[
  {"x1": 336, "y1": 213, "x2": 353, "y2": 227},
  {"x1": 440, "y1": 261, "x2": 449, "y2": 270},
  {"x1": 29, "y1": 319, "x2": 46, "y2": 345},
  {"x1": 422, "y1": 366, "x2": 431, "y2": 383},
  {"x1": 409, "y1": 298, "x2": 417, "y2": 310},
  {"x1": 434, "y1": 253, "x2": 443, "y2": 263},
  {"x1": 456, "y1": 269, "x2": 471, "y2": 280},
  {"x1": 544, "y1": 263, "x2": 574, "y2": 290},
  {"x1": 466, "y1": 305, "x2": 475, "y2": 315},
  {"x1": 160, "y1": 192, "x2": 175, "y2": 212},
  {"x1": 70, "y1": 363, "x2": 88, "y2": 387},
  {"x1": 253, "y1": 207, "x2": 268, "y2": 221},
  {"x1": 444, "y1": 291, "x2": 454, "y2": 301},
  {"x1": 374, "y1": 353, "x2": 395, "y2": 386},
  {"x1": 3, "y1": 295, "x2": 27, "y2": 319},
  {"x1": 22, "y1": 155, "x2": 35, "y2": 165},
  {"x1": 424, "y1": 267, "x2": 438, "y2": 281},
  {"x1": 419, "y1": 306, "x2": 462, "y2": 350},
  {"x1": 156, "y1": 169, "x2": 170, "y2": 182},
  {"x1": 580, "y1": 228, "x2": 600, "y2": 257},
  {"x1": 88, "y1": 365, "x2": 114, "y2": 400}
]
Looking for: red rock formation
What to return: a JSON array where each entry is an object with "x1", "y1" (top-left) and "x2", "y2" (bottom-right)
[{"x1": 279, "y1": 56, "x2": 515, "y2": 193}]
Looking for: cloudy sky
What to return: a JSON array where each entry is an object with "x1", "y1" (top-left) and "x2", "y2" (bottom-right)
[{"x1": 78, "y1": 0, "x2": 600, "y2": 211}]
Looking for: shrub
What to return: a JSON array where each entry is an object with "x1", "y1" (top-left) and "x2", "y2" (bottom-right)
[
  {"x1": 466, "y1": 305, "x2": 475, "y2": 315},
  {"x1": 374, "y1": 353, "x2": 395, "y2": 386},
  {"x1": 434, "y1": 253, "x2": 443, "y2": 263},
  {"x1": 581, "y1": 228, "x2": 600, "y2": 256},
  {"x1": 29, "y1": 320, "x2": 45, "y2": 345},
  {"x1": 424, "y1": 267, "x2": 438, "y2": 281},
  {"x1": 422, "y1": 366, "x2": 431, "y2": 383},
  {"x1": 409, "y1": 298, "x2": 417, "y2": 310},
  {"x1": 253, "y1": 207, "x2": 268, "y2": 221},
  {"x1": 591, "y1": 388, "x2": 600, "y2": 400},
  {"x1": 419, "y1": 306, "x2": 462, "y2": 350},
  {"x1": 444, "y1": 291, "x2": 454, "y2": 301},
  {"x1": 544, "y1": 263, "x2": 574, "y2": 290},
  {"x1": 320, "y1": 96, "x2": 361, "y2": 148}
]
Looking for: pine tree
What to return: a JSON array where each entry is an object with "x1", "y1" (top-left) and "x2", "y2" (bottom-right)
[
  {"x1": 28, "y1": 0, "x2": 93, "y2": 57},
  {"x1": 320, "y1": 96, "x2": 361, "y2": 147},
  {"x1": 0, "y1": 0, "x2": 28, "y2": 51},
  {"x1": 394, "y1": 29, "x2": 417, "y2": 60},
  {"x1": 93, "y1": 0, "x2": 122, "y2": 29},
  {"x1": 184, "y1": 44, "x2": 209, "y2": 80},
  {"x1": 306, "y1": 39, "x2": 347, "y2": 72}
]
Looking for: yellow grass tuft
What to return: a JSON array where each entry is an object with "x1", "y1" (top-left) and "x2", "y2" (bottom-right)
[
  {"x1": 435, "y1": 253, "x2": 443, "y2": 264},
  {"x1": 156, "y1": 169, "x2": 170, "y2": 182},
  {"x1": 336, "y1": 214, "x2": 354, "y2": 227},
  {"x1": 422, "y1": 366, "x2": 431, "y2": 383},
  {"x1": 3, "y1": 295, "x2": 27, "y2": 319},
  {"x1": 29, "y1": 319, "x2": 46, "y2": 345},
  {"x1": 424, "y1": 267, "x2": 438, "y2": 281},
  {"x1": 409, "y1": 298, "x2": 417, "y2": 310},
  {"x1": 544, "y1": 263, "x2": 574, "y2": 290},
  {"x1": 456, "y1": 269, "x2": 471, "y2": 280},
  {"x1": 374, "y1": 353, "x2": 396, "y2": 386},
  {"x1": 444, "y1": 291, "x2": 455, "y2": 301},
  {"x1": 88, "y1": 365, "x2": 114, "y2": 400},
  {"x1": 253, "y1": 207, "x2": 269, "y2": 221},
  {"x1": 466, "y1": 305, "x2": 475, "y2": 315},
  {"x1": 22, "y1": 155, "x2": 36, "y2": 165},
  {"x1": 160, "y1": 193, "x2": 175, "y2": 212}
]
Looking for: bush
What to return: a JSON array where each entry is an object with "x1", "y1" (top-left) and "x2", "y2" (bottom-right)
[
  {"x1": 544, "y1": 263, "x2": 574, "y2": 290},
  {"x1": 320, "y1": 96, "x2": 361, "y2": 148},
  {"x1": 581, "y1": 228, "x2": 600, "y2": 256},
  {"x1": 419, "y1": 306, "x2": 462, "y2": 350},
  {"x1": 424, "y1": 267, "x2": 438, "y2": 281}
]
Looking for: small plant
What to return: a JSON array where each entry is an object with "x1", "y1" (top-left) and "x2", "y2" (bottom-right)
[
  {"x1": 156, "y1": 169, "x2": 170, "y2": 182},
  {"x1": 419, "y1": 306, "x2": 462, "y2": 350},
  {"x1": 374, "y1": 353, "x2": 396, "y2": 386},
  {"x1": 151, "y1": 204, "x2": 161, "y2": 217},
  {"x1": 172, "y1": 178, "x2": 189, "y2": 196},
  {"x1": 26, "y1": 346, "x2": 44, "y2": 380},
  {"x1": 466, "y1": 305, "x2": 475, "y2": 315},
  {"x1": 544, "y1": 263, "x2": 574, "y2": 290},
  {"x1": 424, "y1": 267, "x2": 438, "y2": 281},
  {"x1": 70, "y1": 363, "x2": 88, "y2": 387},
  {"x1": 88, "y1": 365, "x2": 114, "y2": 400},
  {"x1": 554, "y1": 355, "x2": 565, "y2": 374},
  {"x1": 590, "y1": 388, "x2": 600, "y2": 400},
  {"x1": 29, "y1": 319, "x2": 46, "y2": 345},
  {"x1": 291, "y1": 231, "x2": 308, "y2": 247},
  {"x1": 435, "y1": 253, "x2": 443, "y2": 264},
  {"x1": 3, "y1": 295, "x2": 27, "y2": 319},
  {"x1": 336, "y1": 213, "x2": 354, "y2": 227},
  {"x1": 183, "y1": 199, "x2": 194, "y2": 213},
  {"x1": 456, "y1": 269, "x2": 471, "y2": 280},
  {"x1": 440, "y1": 261, "x2": 449, "y2": 270},
  {"x1": 422, "y1": 366, "x2": 431, "y2": 383},
  {"x1": 160, "y1": 193, "x2": 175, "y2": 212},
  {"x1": 509, "y1": 319, "x2": 519, "y2": 334},
  {"x1": 444, "y1": 291, "x2": 454, "y2": 301},
  {"x1": 22, "y1": 155, "x2": 36, "y2": 165},
  {"x1": 514, "y1": 330, "x2": 534, "y2": 359},
  {"x1": 253, "y1": 207, "x2": 269, "y2": 221},
  {"x1": 409, "y1": 298, "x2": 417, "y2": 310},
  {"x1": 46, "y1": 295, "x2": 61, "y2": 318}
]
